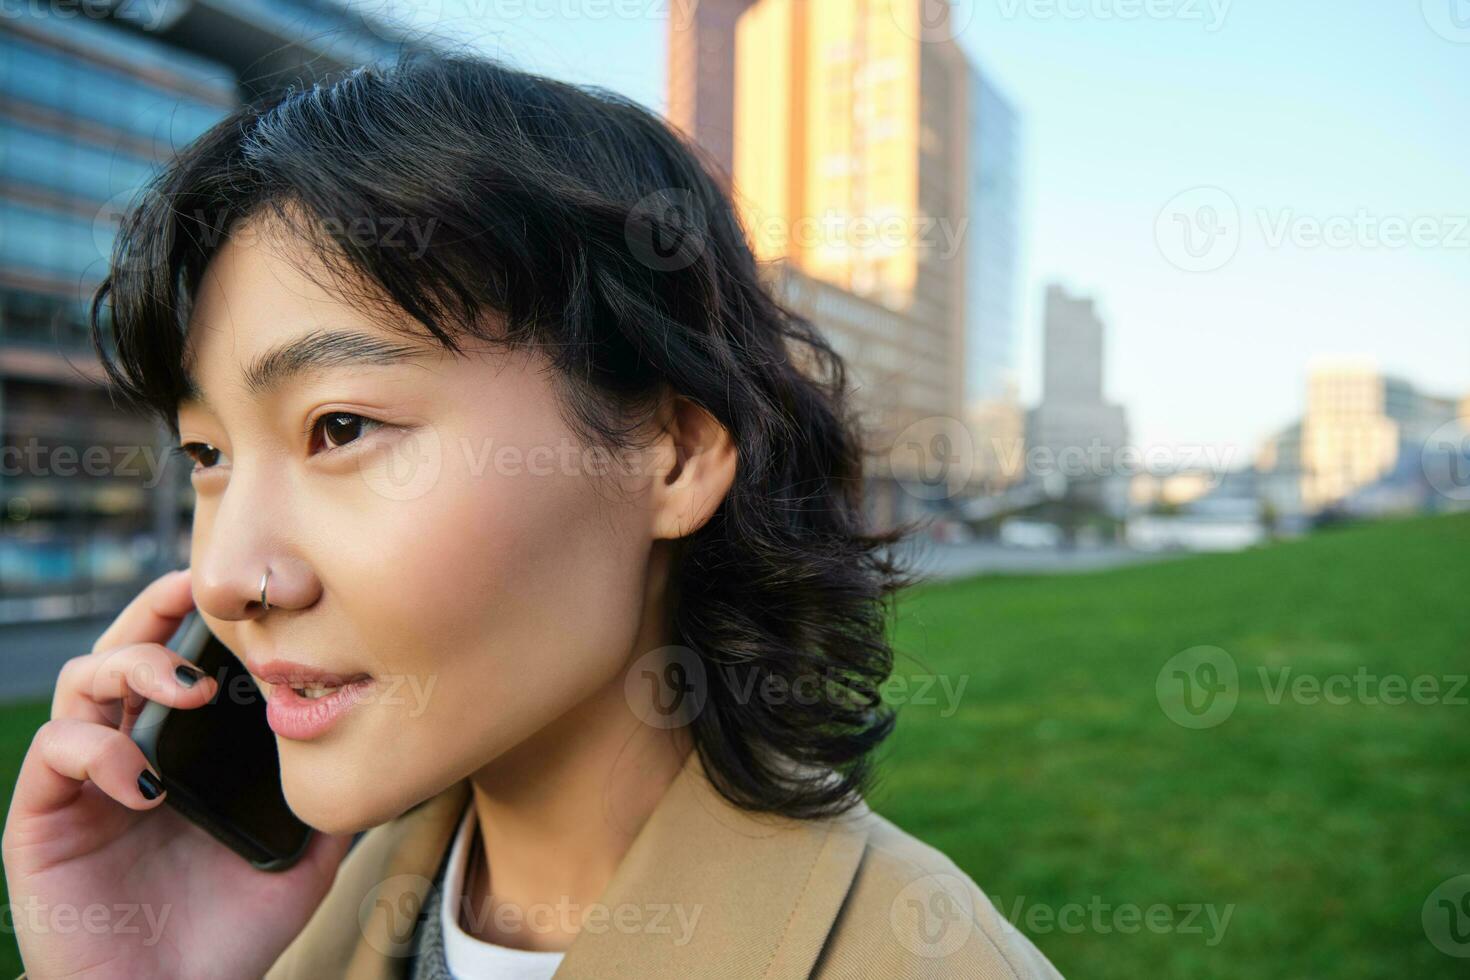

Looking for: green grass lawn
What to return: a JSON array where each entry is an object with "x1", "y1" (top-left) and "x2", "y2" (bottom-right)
[
  {"x1": 0, "y1": 513, "x2": 1464, "y2": 977},
  {"x1": 0, "y1": 699, "x2": 50, "y2": 977},
  {"x1": 869, "y1": 511, "x2": 1470, "y2": 978}
]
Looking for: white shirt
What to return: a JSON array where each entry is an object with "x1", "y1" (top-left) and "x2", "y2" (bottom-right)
[{"x1": 440, "y1": 801, "x2": 568, "y2": 980}]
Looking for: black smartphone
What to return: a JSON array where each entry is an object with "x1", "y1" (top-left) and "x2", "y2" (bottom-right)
[{"x1": 128, "y1": 609, "x2": 314, "y2": 871}]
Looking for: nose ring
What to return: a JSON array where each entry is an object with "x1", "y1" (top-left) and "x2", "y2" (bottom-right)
[{"x1": 259, "y1": 567, "x2": 272, "y2": 611}]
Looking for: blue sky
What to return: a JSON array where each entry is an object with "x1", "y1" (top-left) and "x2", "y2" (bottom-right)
[{"x1": 372, "y1": 0, "x2": 1469, "y2": 461}]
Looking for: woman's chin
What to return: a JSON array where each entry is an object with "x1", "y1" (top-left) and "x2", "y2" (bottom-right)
[{"x1": 279, "y1": 765, "x2": 398, "y2": 836}]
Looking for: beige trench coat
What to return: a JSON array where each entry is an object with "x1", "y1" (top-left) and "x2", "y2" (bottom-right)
[{"x1": 260, "y1": 750, "x2": 1064, "y2": 979}]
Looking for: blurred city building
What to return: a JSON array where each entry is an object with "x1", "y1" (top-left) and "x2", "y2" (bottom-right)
[
  {"x1": 666, "y1": 0, "x2": 753, "y2": 186},
  {"x1": 1303, "y1": 361, "x2": 1403, "y2": 510},
  {"x1": 757, "y1": 258, "x2": 924, "y2": 526},
  {"x1": 0, "y1": 1, "x2": 413, "y2": 621},
  {"x1": 1255, "y1": 419, "x2": 1305, "y2": 520},
  {"x1": 961, "y1": 64, "x2": 1024, "y2": 494},
  {"x1": 1025, "y1": 283, "x2": 1130, "y2": 519},
  {"x1": 666, "y1": 0, "x2": 1022, "y2": 529},
  {"x1": 1252, "y1": 361, "x2": 1467, "y2": 521}
]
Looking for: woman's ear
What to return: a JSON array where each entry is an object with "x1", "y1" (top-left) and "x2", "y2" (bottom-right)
[{"x1": 648, "y1": 392, "x2": 738, "y2": 541}]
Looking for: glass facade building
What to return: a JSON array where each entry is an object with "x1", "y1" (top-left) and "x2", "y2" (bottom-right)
[
  {"x1": 964, "y1": 65, "x2": 1021, "y2": 412},
  {"x1": 0, "y1": 3, "x2": 410, "y2": 620},
  {"x1": 0, "y1": 11, "x2": 235, "y2": 617}
]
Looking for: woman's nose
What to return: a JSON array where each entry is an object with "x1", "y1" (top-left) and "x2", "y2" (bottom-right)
[{"x1": 190, "y1": 554, "x2": 320, "y2": 622}]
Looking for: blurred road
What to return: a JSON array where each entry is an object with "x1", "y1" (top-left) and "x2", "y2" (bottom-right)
[{"x1": 892, "y1": 537, "x2": 1179, "y2": 581}]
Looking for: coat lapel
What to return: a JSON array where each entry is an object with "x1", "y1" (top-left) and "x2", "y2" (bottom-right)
[
  {"x1": 317, "y1": 749, "x2": 870, "y2": 980},
  {"x1": 265, "y1": 776, "x2": 472, "y2": 980},
  {"x1": 344, "y1": 779, "x2": 471, "y2": 980},
  {"x1": 551, "y1": 751, "x2": 871, "y2": 980}
]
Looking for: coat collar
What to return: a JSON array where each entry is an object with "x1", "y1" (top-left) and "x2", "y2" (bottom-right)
[{"x1": 342, "y1": 749, "x2": 872, "y2": 980}]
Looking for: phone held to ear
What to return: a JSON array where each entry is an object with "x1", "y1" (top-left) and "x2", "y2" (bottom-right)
[{"x1": 128, "y1": 610, "x2": 314, "y2": 871}]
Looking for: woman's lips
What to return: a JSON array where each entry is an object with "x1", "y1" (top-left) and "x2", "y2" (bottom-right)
[
  {"x1": 247, "y1": 657, "x2": 371, "y2": 688},
  {"x1": 262, "y1": 676, "x2": 376, "y2": 740}
]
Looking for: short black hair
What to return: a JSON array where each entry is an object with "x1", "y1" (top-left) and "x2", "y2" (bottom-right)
[{"x1": 92, "y1": 50, "x2": 920, "y2": 820}]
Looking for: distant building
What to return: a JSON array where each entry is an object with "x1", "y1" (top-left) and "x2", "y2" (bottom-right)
[
  {"x1": 1255, "y1": 362, "x2": 1465, "y2": 517},
  {"x1": 962, "y1": 64, "x2": 1024, "y2": 491},
  {"x1": 1300, "y1": 361, "x2": 1458, "y2": 511},
  {"x1": 1038, "y1": 284, "x2": 1105, "y2": 404},
  {"x1": 1255, "y1": 420, "x2": 1305, "y2": 518},
  {"x1": 1025, "y1": 284, "x2": 1130, "y2": 515},
  {"x1": 672, "y1": 2, "x2": 1032, "y2": 528},
  {"x1": 760, "y1": 260, "x2": 936, "y2": 528},
  {"x1": 665, "y1": 0, "x2": 754, "y2": 186},
  {"x1": 733, "y1": 0, "x2": 968, "y2": 328},
  {"x1": 0, "y1": 3, "x2": 414, "y2": 619},
  {"x1": 728, "y1": 0, "x2": 973, "y2": 527}
]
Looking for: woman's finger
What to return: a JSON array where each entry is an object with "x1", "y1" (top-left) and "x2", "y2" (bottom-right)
[
  {"x1": 9, "y1": 718, "x2": 167, "y2": 821},
  {"x1": 52, "y1": 643, "x2": 219, "y2": 729}
]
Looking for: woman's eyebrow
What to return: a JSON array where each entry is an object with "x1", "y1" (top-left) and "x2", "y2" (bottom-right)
[{"x1": 182, "y1": 328, "x2": 435, "y2": 408}]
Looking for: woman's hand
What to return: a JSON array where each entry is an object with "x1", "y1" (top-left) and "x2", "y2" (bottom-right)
[{"x1": 2, "y1": 569, "x2": 355, "y2": 979}]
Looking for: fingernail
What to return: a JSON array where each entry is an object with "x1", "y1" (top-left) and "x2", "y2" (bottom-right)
[
  {"x1": 175, "y1": 663, "x2": 206, "y2": 687},
  {"x1": 138, "y1": 769, "x2": 164, "y2": 801}
]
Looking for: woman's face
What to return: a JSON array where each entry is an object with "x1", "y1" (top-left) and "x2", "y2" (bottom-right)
[{"x1": 177, "y1": 217, "x2": 672, "y2": 833}]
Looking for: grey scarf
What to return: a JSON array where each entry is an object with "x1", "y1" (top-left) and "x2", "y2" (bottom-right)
[{"x1": 406, "y1": 828, "x2": 455, "y2": 980}]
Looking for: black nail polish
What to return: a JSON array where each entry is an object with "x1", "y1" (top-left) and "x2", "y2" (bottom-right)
[
  {"x1": 138, "y1": 770, "x2": 164, "y2": 800},
  {"x1": 175, "y1": 663, "x2": 205, "y2": 687}
]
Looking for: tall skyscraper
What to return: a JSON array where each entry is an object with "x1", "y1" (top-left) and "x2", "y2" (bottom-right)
[
  {"x1": 725, "y1": 0, "x2": 973, "y2": 525},
  {"x1": 735, "y1": 1, "x2": 970, "y2": 486},
  {"x1": 962, "y1": 63, "x2": 1023, "y2": 489},
  {"x1": 666, "y1": 0, "x2": 755, "y2": 185},
  {"x1": 964, "y1": 66, "x2": 1020, "y2": 410},
  {"x1": 1026, "y1": 284, "x2": 1130, "y2": 513},
  {"x1": 1040, "y1": 285, "x2": 1106, "y2": 406},
  {"x1": 670, "y1": 0, "x2": 1031, "y2": 525}
]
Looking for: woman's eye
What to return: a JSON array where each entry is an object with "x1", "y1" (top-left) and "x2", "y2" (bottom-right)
[
  {"x1": 175, "y1": 442, "x2": 222, "y2": 470},
  {"x1": 172, "y1": 414, "x2": 384, "y2": 473},
  {"x1": 311, "y1": 412, "x2": 384, "y2": 453}
]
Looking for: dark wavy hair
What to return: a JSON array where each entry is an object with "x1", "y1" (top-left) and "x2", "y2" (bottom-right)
[{"x1": 91, "y1": 51, "x2": 922, "y2": 820}]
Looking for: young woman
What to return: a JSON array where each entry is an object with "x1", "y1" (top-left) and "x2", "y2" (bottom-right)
[{"x1": 2, "y1": 53, "x2": 1063, "y2": 979}]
